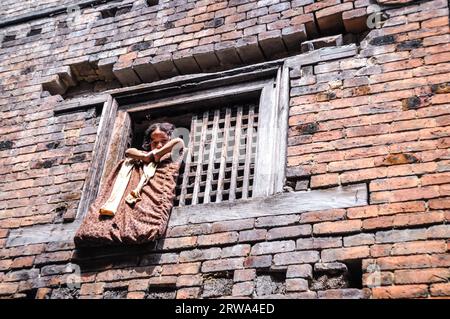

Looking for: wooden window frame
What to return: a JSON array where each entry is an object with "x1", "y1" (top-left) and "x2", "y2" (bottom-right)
[{"x1": 76, "y1": 64, "x2": 290, "y2": 225}]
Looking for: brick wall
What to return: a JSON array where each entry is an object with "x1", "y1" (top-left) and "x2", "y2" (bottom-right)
[{"x1": 0, "y1": 0, "x2": 449, "y2": 299}]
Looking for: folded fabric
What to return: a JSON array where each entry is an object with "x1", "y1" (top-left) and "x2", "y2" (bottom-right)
[
  {"x1": 125, "y1": 161, "x2": 157, "y2": 206},
  {"x1": 99, "y1": 159, "x2": 135, "y2": 216}
]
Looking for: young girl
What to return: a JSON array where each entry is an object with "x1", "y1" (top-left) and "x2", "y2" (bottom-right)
[{"x1": 74, "y1": 122, "x2": 185, "y2": 247}]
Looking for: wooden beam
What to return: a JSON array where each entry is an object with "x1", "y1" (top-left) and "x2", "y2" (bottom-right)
[
  {"x1": 99, "y1": 109, "x2": 131, "y2": 189},
  {"x1": 75, "y1": 96, "x2": 118, "y2": 221},
  {"x1": 169, "y1": 183, "x2": 368, "y2": 227}
]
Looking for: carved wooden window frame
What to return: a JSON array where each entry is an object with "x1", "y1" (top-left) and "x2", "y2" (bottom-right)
[{"x1": 75, "y1": 64, "x2": 290, "y2": 225}]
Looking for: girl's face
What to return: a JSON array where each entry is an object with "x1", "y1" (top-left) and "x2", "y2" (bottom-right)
[{"x1": 150, "y1": 128, "x2": 170, "y2": 150}]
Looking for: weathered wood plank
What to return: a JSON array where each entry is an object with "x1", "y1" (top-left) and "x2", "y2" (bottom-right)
[
  {"x1": 216, "y1": 107, "x2": 231, "y2": 203},
  {"x1": 229, "y1": 106, "x2": 243, "y2": 201},
  {"x1": 204, "y1": 109, "x2": 220, "y2": 203},
  {"x1": 99, "y1": 109, "x2": 131, "y2": 189},
  {"x1": 169, "y1": 183, "x2": 368, "y2": 227},
  {"x1": 242, "y1": 105, "x2": 255, "y2": 199},
  {"x1": 274, "y1": 65, "x2": 290, "y2": 193},
  {"x1": 6, "y1": 222, "x2": 81, "y2": 247},
  {"x1": 192, "y1": 112, "x2": 209, "y2": 205},
  {"x1": 124, "y1": 80, "x2": 268, "y2": 113},
  {"x1": 178, "y1": 115, "x2": 197, "y2": 206},
  {"x1": 75, "y1": 96, "x2": 118, "y2": 221},
  {"x1": 252, "y1": 81, "x2": 276, "y2": 197}
]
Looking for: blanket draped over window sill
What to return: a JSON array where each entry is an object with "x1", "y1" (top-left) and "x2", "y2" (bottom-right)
[{"x1": 74, "y1": 150, "x2": 184, "y2": 247}]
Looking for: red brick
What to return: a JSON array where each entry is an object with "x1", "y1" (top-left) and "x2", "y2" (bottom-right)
[
  {"x1": 286, "y1": 278, "x2": 308, "y2": 292},
  {"x1": 421, "y1": 172, "x2": 450, "y2": 186},
  {"x1": 313, "y1": 220, "x2": 362, "y2": 235},
  {"x1": 430, "y1": 254, "x2": 450, "y2": 267},
  {"x1": 286, "y1": 265, "x2": 313, "y2": 279},
  {"x1": 233, "y1": 269, "x2": 256, "y2": 283},
  {"x1": 35, "y1": 251, "x2": 73, "y2": 265},
  {"x1": 391, "y1": 240, "x2": 447, "y2": 256},
  {"x1": 267, "y1": 225, "x2": 311, "y2": 240},
  {"x1": 310, "y1": 173, "x2": 339, "y2": 188},
  {"x1": 127, "y1": 292, "x2": 145, "y2": 299},
  {"x1": 372, "y1": 285, "x2": 428, "y2": 299},
  {"x1": 128, "y1": 279, "x2": 150, "y2": 291},
  {"x1": 157, "y1": 236, "x2": 197, "y2": 250},
  {"x1": 273, "y1": 251, "x2": 319, "y2": 265},
  {"x1": 425, "y1": 52, "x2": 450, "y2": 65},
  {"x1": 161, "y1": 263, "x2": 200, "y2": 276},
  {"x1": 251, "y1": 241, "x2": 295, "y2": 255},
  {"x1": 394, "y1": 268, "x2": 450, "y2": 284},
  {"x1": 297, "y1": 237, "x2": 342, "y2": 250},
  {"x1": 300, "y1": 209, "x2": 346, "y2": 223},
  {"x1": 176, "y1": 274, "x2": 203, "y2": 288},
  {"x1": 362, "y1": 271, "x2": 394, "y2": 287},
  {"x1": 430, "y1": 283, "x2": 450, "y2": 297},
  {"x1": 370, "y1": 176, "x2": 419, "y2": 192},
  {"x1": 378, "y1": 201, "x2": 426, "y2": 216},
  {"x1": 179, "y1": 248, "x2": 221, "y2": 262},
  {"x1": 0, "y1": 259, "x2": 12, "y2": 271},
  {"x1": 371, "y1": 186, "x2": 440, "y2": 203},
  {"x1": 96, "y1": 267, "x2": 159, "y2": 282},
  {"x1": 343, "y1": 234, "x2": 375, "y2": 247},
  {"x1": 364, "y1": 211, "x2": 445, "y2": 230},
  {"x1": 0, "y1": 283, "x2": 19, "y2": 295},
  {"x1": 427, "y1": 225, "x2": 450, "y2": 239},
  {"x1": 211, "y1": 219, "x2": 254, "y2": 232},
  {"x1": 376, "y1": 255, "x2": 432, "y2": 270},
  {"x1": 375, "y1": 228, "x2": 428, "y2": 243},
  {"x1": 328, "y1": 158, "x2": 374, "y2": 172},
  {"x1": 243, "y1": 255, "x2": 272, "y2": 268},
  {"x1": 232, "y1": 281, "x2": 254, "y2": 297},
  {"x1": 347, "y1": 206, "x2": 379, "y2": 219},
  {"x1": 340, "y1": 168, "x2": 387, "y2": 184},
  {"x1": 80, "y1": 283, "x2": 105, "y2": 295},
  {"x1": 255, "y1": 215, "x2": 299, "y2": 227},
  {"x1": 167, "y1": 224, "x2": 211, "y2": 237},
  {"x1": 11, "y1": 256, "x2": 35, "y2": 269},
  {"x1": 321, "y1": 246, "x2": 369, "y2": 262},
  {"x1": 202, "y1": 258, "x2": 244, "y2": 272},
  {"x1": 148, "y1": 276, "x2": 178, "y2": 287},
  {"x1": 197, "y1": 232, "x2": 238, "y2": 246},
  {"x1": 238, "y1": 229, "x2": 267, "y2": 242},
  {"x1": 176, "y1": 287, "x2": 201, "y2": 299},
  {"x1": 221, "y1": 244, "x2": 251, "y2": 258}
]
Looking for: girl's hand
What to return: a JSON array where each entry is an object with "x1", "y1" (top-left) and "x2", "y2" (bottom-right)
[
  {"x1": 144, "y1": 151, "x2": 156, "y2": 163},
  {"x1": 151, "y1": 150, "x2": 163, "y2": 162}
]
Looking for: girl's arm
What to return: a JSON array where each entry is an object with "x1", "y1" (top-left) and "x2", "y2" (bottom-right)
[
  {"x1": 124, "y1": 138, "x2": 185, "y2": 163},
  {"x1": 151, "y1": 137, "x2": 185, "y2": 162},
  {"x1": 125, "y1": 148, "x2": 153, "y2": 163}
]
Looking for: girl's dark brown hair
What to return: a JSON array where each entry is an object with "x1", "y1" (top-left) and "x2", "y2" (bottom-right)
[{"x1": 142, "y1": 122, "x2": 175, "y2": 151}]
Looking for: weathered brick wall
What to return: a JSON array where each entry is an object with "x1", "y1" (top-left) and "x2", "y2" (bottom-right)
[{"x1": 0, "y1": 0, "x2": 449, "y2": 299}]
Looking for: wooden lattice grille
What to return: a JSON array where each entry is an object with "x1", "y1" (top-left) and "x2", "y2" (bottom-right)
[{"x1": 175, "y1": 103, "x2": 259, "y2": 206}]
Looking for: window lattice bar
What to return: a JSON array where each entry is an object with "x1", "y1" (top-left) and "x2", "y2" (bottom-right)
[{"x1": 175, "y1": 103, "x2": 259, "y2": 206}]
